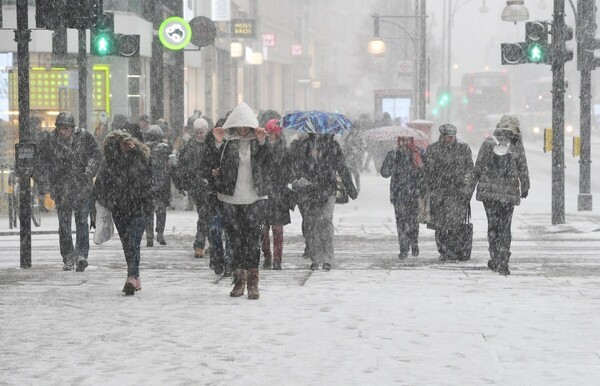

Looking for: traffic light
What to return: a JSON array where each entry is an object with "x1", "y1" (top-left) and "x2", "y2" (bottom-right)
[
  {"x1": 115, "y1": 34, "x2": 140, "y2": 57},
  {"x1": 525, "y1": 21, "x2": 550, "y2": 64},
  {"x1": 65, "y1": 0, "x2": 103, "y2": 29},
  {"x1": 437, "y1": 90, "x2": 451, "y2": 108},
  {"x1": 91, "y1": 12, "x2": 115, "y2": 56},
  {"x1": 501, "y1": 42, "x2": 527, "y2": 65},
  {"x1": 559, "y1": 24, "x2": 574, "y2": 63}
]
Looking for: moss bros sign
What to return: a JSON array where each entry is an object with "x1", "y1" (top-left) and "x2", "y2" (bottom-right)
[{"x1": 231, "y1": 19, "x2": 256, "y2": 38}]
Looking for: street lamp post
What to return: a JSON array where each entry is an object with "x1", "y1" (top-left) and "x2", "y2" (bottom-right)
[{"x1": 367, "y1": 8, "x2": 428, "y2": 120}]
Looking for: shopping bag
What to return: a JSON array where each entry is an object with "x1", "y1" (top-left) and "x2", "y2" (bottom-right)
[
  {"x1": 93, "y1": 202, "x2": 114, "y2": 245},
  {"x1": 335, "y1": 173, "x2": 349, "y2": 204},
  {"x1": 417, "y1": 194, "x2": 430, "y2": 224}
]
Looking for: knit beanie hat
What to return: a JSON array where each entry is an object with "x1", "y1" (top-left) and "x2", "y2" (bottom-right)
[{"x1": 439, "y1": 123, "x2": 457, "y2": 136}]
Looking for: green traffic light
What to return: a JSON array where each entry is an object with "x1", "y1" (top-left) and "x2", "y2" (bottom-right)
[
  {"x1": 527, "y1": 43, "x2": 545, "y2": 62},
  {"x1": 93, "y1": 33, "x2": 113, "y2": 56},
  {"x1": 438, "y1": 92, "x2": 450, "y2": 107}
]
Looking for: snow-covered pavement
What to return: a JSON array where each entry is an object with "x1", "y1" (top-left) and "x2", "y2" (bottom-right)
[{"x1": 1, "y1": 139, "x2": 600, "y2": 385}]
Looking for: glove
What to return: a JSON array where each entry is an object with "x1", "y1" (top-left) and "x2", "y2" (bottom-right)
[
  {"x1": 521, "y1": 190, "x2": 528, "y2": 199},
  {"x1": 349, "y1": 191, "x2": 358, "y2": 200}
]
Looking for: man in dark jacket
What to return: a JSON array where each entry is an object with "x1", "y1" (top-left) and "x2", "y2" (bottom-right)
[
  {"x1": 424, "y1": 123, "x2": 474, "y2": 261},
  {"x1": 380, "y1": 136, "x2": 424, "y2": 259},
  {"x1": 144, "y1": 125, "x2": 172, "y2": 247},
  {"x1": 288, "y1": 133, "x2": 358, "y2": 271},
  {"x1": 36, "y1": 111, "x2": 102, "y2": 271},
  {"x1": 467, "y1": 114, "x2": 529, "y2": 275},
  {"x1": 178, "y1": 118, "x2": 213, "y2": 259}
]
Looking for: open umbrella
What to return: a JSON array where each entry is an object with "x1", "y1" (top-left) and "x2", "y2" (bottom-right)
[
  {"x1": 361, "y1": 125, "x2": 429, "y2": 148},
  {"x1": 280, "y1": 111, "x2": 353, "y2": 135}
]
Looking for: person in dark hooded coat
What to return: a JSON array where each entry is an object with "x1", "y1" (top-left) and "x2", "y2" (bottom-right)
[
  {"x1": 35, "y1": 111, "x2": 102, "y2": 271},
  {"x1": 93, "y1": 130, "x2": 153, "y2": 295},
  {"x1": 424, "y1": 123, "x2": 474, "y2": 261},
  {"x1": 466, "y1": 114, "x2": 529, "y2": 275}
]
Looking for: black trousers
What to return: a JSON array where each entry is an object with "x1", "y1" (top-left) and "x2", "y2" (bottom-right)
[
  {"x1": 483, "y1": 200, "x2": 515, "y2": 255},
  {"x1": 393, "y1": 203, "x2": 419, "y2": 254},
  {"x1": 221, "y1": 201, "x2": 265, "y2": 270}
]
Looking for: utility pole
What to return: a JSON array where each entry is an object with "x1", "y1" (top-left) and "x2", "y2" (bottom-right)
[
  {"x1": 15, "y1": 0, "x2": 32, "y2": 268},
  {"x1": 418, "y1": 0, "x2": 427, "y2": 119},
  {"x1": 551, "y1": 0, "x2": 568, "y2": 224},
  {"x1": 78, "y1": 29, "x2": 88, "y2": 130},
  {"x1": 576, "y1": 0, "x2": 596, "y2": 211}
]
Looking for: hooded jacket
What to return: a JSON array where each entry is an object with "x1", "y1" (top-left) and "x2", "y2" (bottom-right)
[
  {"x1": 214, "y1": 102, "x2": 272, "y2": 204},
  {"x1": 469, "y1": 128, "x2": 530, "y2": 205},
  {"x1": 93, "y1": 131, "x2": 153, "y2": 218}
]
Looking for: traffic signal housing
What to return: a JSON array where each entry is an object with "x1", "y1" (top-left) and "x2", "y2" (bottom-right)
[
  {"x1": 525, "y1": 21, "x2": 550, "y2": 64},
  {"x1": 91, "y1": 12, "x2": 115, "y2": 56}
]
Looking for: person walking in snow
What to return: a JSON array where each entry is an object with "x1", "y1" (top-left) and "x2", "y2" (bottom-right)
[
  {"x1": 424, "y1": 123, "x2": 474, "y2": 262},
  {"x1": 211, "y1": 102, "x2": 271, "y2": 299},
  {"x1": 35, "y1": 111, "x2": 102, "y2": 271},
  {"x1": 466, "y1": 114, "x2": 529, "y2": 275},
  {"x1": 380, "y1": 136, "x2": 424, "y2": 259},
  {"x1": 288, "y1": 133, "x2": 358, "y2": 271},
  {"x1": 93, "y1": 130, "x2": 153, "y2": 295},
  {"x1": 260, "y1": 119, "x2": 293, "y2": 270},
  {"x1": 143, "y1": 125, "x2": 173, "y2": 247}
]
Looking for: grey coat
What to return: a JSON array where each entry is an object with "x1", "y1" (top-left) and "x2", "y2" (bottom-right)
[{"x1": 470, "y1": 130, "x2": 530, "y2": 205}]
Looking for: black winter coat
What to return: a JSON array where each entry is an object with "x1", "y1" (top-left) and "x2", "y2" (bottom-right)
[
  {"x1": 145, "y1": 140, "x2": 173, "y2": 205},
  {"x1": 288, "y1": 135, "x2": 358, "y2": 204},
  {"x1": 470, "y1": 130, "x2": 530, "y2": 205},
  {"x1": 178, "y1": 139, "x2": 212, "y2": 196},
  {"x1": 214, "y1": 138, "x2": 272, "y2": 198},
  {"x1": 35, "y1": 128, "x2": 102, "y2": 205},
  {"x1": 380, "y1": 148, "x2": 422, "y2": 208},
  {"x1": 265, "y1": 138, "x2": 292, "y2": 225},
  {"x1": 424, "y1": 138, "x2": 474, "y2": 228},
  {"x1": 93, "y1": 132, "x2": 153, "y2": 218}
]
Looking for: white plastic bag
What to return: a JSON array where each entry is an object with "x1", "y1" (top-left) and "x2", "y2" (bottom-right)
[{"x1": 93, "y1": 202, "x2": 114, "y2": 245}]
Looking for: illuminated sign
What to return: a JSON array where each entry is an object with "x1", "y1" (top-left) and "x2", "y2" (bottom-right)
[{"x1": 231, "y1": 19, "x2": 256, "y2": 38}]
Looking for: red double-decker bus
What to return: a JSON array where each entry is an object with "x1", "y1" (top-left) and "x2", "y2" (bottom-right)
[{"x1": 459, "y1": 71, "x2": 510, "y2": 140}]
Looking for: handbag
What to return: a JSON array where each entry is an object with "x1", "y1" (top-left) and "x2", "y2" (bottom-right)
[
  {"x1": 335, "y1": 173, "x2": 349, "y2": 204},
  {"x1": 93, "y1": 201, "x2": 114, "y2": 245}
]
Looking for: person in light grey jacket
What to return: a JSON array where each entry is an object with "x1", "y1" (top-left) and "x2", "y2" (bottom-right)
[{"x1": 466, "y1": 114, "x2": 529, "y2": 276}]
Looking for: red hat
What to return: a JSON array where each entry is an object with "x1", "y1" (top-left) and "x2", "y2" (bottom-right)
[{"x1": 265, "y1": 119, "x2": 282, "y2": 135}]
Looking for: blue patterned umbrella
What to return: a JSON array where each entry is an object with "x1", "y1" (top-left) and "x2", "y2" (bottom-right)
[{"x1": 280, "y1": 111, "x2": 353, "y2": 135}]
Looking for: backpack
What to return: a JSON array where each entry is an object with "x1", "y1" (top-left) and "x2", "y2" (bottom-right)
[{"x1": 149, "y1": 142, "x2": 171, "y2": 192}]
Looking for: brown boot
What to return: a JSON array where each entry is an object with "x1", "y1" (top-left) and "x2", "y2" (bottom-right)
[
  {"x1": 247, "y1": 268, "x2": 260, "y2": 300},
  {"x1": 230, "y1": 269, "x2": 247, "y2": 297}
]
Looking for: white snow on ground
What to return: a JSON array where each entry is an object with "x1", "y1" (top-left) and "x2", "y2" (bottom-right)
[{"x1": 1, "y1": 138, "x2": 600, "y2": 385}]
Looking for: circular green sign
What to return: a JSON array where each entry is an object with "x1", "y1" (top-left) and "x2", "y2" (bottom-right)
[{"x1": 159, "y1": 17, "x2": 192, "y2": 50}]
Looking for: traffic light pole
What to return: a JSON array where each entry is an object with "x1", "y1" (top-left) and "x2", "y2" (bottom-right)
[
  {"x1": 15, "y1": 0, "x2": 32, "y2": 267},
  {"x1": 551, "y1": 0, "x2": 566, "y2": 224},
  {"x1": 577, "y1": 0, "x2": 594, "y2": 210},
  {"x1": 78, "y1": 29, "x2": 88, "y2": 130}
]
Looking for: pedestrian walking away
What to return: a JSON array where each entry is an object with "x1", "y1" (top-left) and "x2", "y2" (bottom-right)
[
  {"x1": 34, "y1": 111, "x2": 102, "y2": 272},
  {"x1": 93, "y1": 130, "x2": 153, "y2": 295},
  {"x1": 212, "y1": 102, "x2": 272, "y2": 299},
  {"x1": 424, "y1": 123, "x2": 474, "y2": 262},
  {"x1": 466, "y1": 114, "x2": 529, "y2": 275},
  {"x1": 380, "y1": 136, "x2": 424, "y2": 259}
]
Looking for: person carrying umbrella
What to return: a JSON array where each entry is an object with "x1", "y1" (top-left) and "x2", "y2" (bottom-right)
[
  {"x1": 286, "y1": 111, "x2": 358, "y2": 270},
  {"x1": 380, "y1": 136, "x2": 424, "y2": 259}
]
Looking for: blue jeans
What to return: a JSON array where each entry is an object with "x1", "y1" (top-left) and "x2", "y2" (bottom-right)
[
  {"x1": 112, "y1": 213, "x2": 147, "y2": 278},
  {"x1": 56, "y1": 197, "x2": 91, "y2": 263},
  {"x1": 209, "y1": 211, "x2": 232, "y2": 265}
]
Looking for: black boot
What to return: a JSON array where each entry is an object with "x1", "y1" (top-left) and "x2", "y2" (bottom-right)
[
  {"x1": 487, "y1": 248, "x2": 499, "y2": 272},
  {"x1": 497, "y1": 249, "x2": 511, "y2": 276}
]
